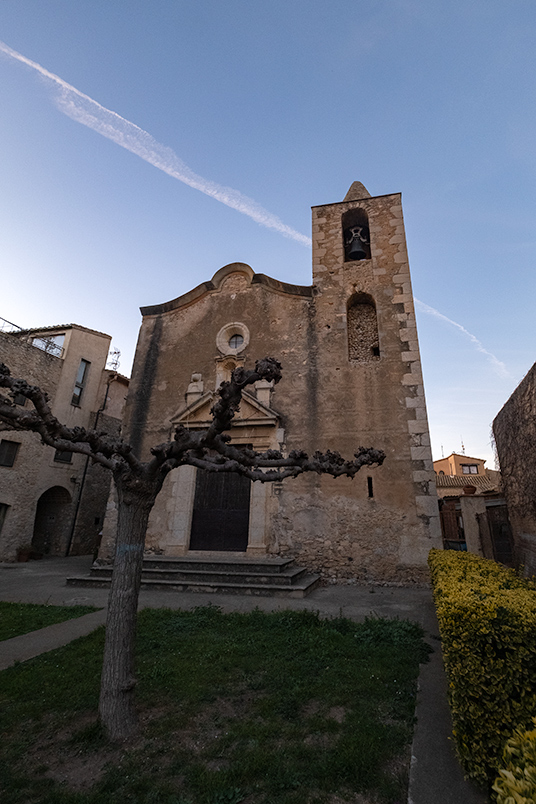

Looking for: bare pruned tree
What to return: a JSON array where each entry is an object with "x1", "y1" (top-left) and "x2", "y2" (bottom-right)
[{"x1": 0, "y1": 358, "x2": 384, "y2": 741}]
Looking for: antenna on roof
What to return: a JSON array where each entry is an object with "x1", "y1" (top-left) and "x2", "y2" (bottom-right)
[
  {"x1": 441, "y1": 444, "x2": 444, "y2": 458},
  {"x1": 107, "y1": 348, "x2": 121, "y2": 371},
  {"x1": 461, "y1": 437, "x2": 465, "y2": 455}
]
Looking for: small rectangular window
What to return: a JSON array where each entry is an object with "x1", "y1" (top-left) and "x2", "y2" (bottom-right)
[
  {"x1": 461, "y1": 464, "x2": 479, "y2": 475},
  {"x1": 54, "y1": 450, "x2": 73, "y2": 464},
  {"x1": 0, "y1": 440, "x2": 20, "y2": 467},
  {"x1": 71, "y1": 359, "x2": 91, "y2": 406},
  {"x1": 0, "y1": 503, "x2": 8, "y2": 536},
  {"x1": 367, "y1": 476, "x2": 374, "y2": 498}
]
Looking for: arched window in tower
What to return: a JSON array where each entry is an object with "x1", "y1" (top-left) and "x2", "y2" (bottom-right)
[
  {"x1": 347, "y1": 293, "x2": 380, "y2": 362},
  {"x1": 342, "y1": 208, "x2": 371, "y2": 262}
]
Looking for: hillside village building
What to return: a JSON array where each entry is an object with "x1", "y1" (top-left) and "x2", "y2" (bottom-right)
[
  {"x1": 0, "y1": 320, "x2": 128, "y2": 561},
  {"x1": 434, "y1": 452, "x2": 488, "y2": 478},
  {"x1": 100, "y1": 183, "x2": 442, "y2": 583}
]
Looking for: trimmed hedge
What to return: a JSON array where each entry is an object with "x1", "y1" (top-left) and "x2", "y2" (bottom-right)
[
  {"x1": 493, "y1": 718, "x2": 536, "y2": 803},
  {"x1": 429, "y1": 549, "x2": 536, "y2": 787}
]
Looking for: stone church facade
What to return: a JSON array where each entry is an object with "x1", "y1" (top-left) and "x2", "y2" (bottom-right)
[{"x1": 101, "y1": 183, "x2": 441, "y2": 582}]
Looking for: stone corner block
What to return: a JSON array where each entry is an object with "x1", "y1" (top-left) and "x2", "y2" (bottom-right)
[
  {"x1": 415, "y1": 495, "x2": 440, "y2": 517},
  {"x1": 411, "y1": 446, "x2": 433, "y2": 461}
]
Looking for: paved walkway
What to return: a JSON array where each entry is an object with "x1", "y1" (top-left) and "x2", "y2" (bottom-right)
[
  {"x1": 0, "y1": 556, "x2": 488, "y2": 803},
  {"x1": 0, "y1": 608, "x2": 108, "y2": 670}
]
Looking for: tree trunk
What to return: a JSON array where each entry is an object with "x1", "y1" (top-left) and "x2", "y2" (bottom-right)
[{"x1": 98, "y1": 476, "x2": 157, "y2": 741}]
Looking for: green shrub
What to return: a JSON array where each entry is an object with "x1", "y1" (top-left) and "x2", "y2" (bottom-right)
[
  {"x1": 428, "y1": 549, "x2": 536, "y2": 787},
  {"x1": 493, "y1": 718, "x2": 536, "y2": 803}
]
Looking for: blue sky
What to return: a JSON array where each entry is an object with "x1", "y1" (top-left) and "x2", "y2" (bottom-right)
[{"x1": 1, "y1": 0, "x2": 535, "y2": 466}]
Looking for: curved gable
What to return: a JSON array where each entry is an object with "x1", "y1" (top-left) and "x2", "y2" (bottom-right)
[{"x1": 140, "y1": 263, "x2": 312, "y2": 317}]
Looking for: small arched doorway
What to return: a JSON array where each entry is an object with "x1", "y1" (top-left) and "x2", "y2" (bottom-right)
[{"x1": 32, "y1": 486, "x2": 72, "y2": 556}]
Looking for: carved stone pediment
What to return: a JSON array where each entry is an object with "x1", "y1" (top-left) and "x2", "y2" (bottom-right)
[{"x1": 169, "y1": 390, "x2": 279, "y2": 432}]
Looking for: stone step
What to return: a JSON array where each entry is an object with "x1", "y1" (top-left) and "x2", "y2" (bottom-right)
[
  {"x1": 141, "y1": 556, "x2": 296, "y2": 574},
  {"x1": 88, "y1": 565, "x2": 307, "y2": 586},
  {"x1": 66, "y1": 573, "x2": 321, "y2": 598},
  {"x1": 66, "y1": 554, "x2": 319, "y2": 598}
]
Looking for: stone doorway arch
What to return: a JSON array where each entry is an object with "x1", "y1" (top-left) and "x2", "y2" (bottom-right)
[{"x1": 32, "y1": 486, "x2": 72, "y2": 556}]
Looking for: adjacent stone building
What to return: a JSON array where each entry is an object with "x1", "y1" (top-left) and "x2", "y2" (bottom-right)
[
  {"x1": 493, "y1": 362, "x2": 536, "y2": 574},
  {"x1": 101, "y1": 183, "x2": 442, "y2": 582},
  {"x1": 0, "y1": 320, "x2": 128, "y2": 560},
  {"x1": 432, "y1": 452, "x2": 511, "y2": 562}
]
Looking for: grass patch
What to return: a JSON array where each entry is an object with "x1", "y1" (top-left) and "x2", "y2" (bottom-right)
[
  {"x1": 0, "y1": 601, "x2": 99, "y2": 641},
  {"x1": 0, "y1": 606, "x2": 430, "y2": 804}
]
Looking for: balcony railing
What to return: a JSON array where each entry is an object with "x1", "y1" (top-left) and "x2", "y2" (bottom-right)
[{"x1": 30, "y1": 336, "x2": 64, "y2": 358}]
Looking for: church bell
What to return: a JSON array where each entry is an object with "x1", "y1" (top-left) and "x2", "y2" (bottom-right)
[{"x1": 344, "y1": 226, "x2": 370, "y2": 261}]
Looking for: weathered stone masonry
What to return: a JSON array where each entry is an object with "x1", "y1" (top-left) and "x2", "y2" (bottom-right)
[
  {"x1": 101, "y1": 184, "x2": 441, "y2": 582},
  {"x1": 494, "y1": 362, "x2": 536, "y2": 575}
]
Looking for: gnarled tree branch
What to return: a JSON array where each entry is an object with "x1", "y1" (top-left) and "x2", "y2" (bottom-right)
[
  {"x1": 1, "y1": 358, "x2": 384, "y2": 482},
  {"x1": 0, "y1": 356, "x2": 385, "y2": 742}
]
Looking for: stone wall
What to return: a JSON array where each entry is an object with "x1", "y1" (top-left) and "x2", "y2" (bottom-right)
[
  {"x1": 0, "y1": 330, "x2": 63, "y2": 392},
  {"x1": 270, "y1": 480, "x2": 433, "y2": 584},
  {"x1": 493, "y1": 362, "x2": 536, "y2": 574}
]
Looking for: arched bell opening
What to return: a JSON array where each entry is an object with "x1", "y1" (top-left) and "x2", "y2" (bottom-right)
[
  {"x1": 342, "y1": 208, "x2": 371, "y2": 262},
  {"x1": 347, "y1": 292, "x2": 380, "y2": 362},
  {"x1": 31, "y1": 486, "x2": 72, "y2": 556}
]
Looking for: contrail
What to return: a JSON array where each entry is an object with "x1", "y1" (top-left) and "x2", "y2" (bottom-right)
[
  {"x1": 414, "y1": 298, "x2": 510, "y2": 378},
  {"x1": 0, "y1": 41, "x2": 311, "y2": 247},
  {"x1": 0, "y1": 39, "x2": 510, "y2": 383}
]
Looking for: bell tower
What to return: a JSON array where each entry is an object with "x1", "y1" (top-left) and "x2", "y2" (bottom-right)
[{"x1": 310, "y1": 182, "x2": 442, "y2": 566}]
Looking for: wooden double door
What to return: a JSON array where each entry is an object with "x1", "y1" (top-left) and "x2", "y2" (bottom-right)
[{"x1": 189, "y1": 468, "x2": 251, "y2": 552}]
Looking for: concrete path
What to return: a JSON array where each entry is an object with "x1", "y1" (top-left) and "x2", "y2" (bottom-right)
[
  {"x1": 0, "y1": 608, "x2": 107, "y2": 670},
  {"x1": 0, "y1": 556, "x2": 488, "y2": 803}
]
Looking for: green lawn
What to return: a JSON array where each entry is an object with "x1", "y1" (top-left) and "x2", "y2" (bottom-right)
[
  {"x1": 0, "y1": 606, "x2": 431, "y2": 804},
  {"x1": 0, "y1": 601, "x2": 98, "y2": 641}
]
